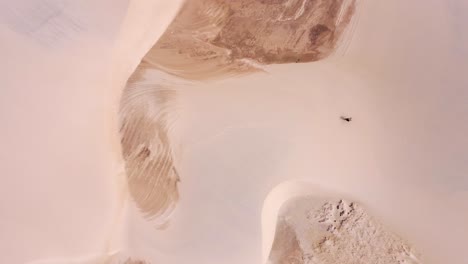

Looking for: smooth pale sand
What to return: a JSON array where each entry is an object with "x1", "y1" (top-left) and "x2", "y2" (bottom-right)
[
  {"x1": 0, "y1": 0, "x2": 185, "y2": 263},
  {"x1": 1, "y1": 0, "x2": 468, "y2": 264}
]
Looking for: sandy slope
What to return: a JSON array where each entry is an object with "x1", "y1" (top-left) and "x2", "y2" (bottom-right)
[{"x1": 0, "y1": 0, "x2": 184, "y2": 263}]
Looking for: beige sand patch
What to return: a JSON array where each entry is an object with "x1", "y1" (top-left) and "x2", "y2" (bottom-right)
[
  {"x1": 145, "y1": 0, "x2": 357, "y2": 79},
  {"x1": 269, "y1": 196, "x2": 422, "y2": 264}
]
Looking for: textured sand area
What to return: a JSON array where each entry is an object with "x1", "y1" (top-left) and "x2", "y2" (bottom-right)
[
  {"x1": 144, "y1": 0, "x2": 357, "y2": 79},
  {"x1": 269, "y1": 196, "x2": 421, "y2": 264},
  {"x1": 120, "y1": 87, "x2": 180, "y2": 227}
]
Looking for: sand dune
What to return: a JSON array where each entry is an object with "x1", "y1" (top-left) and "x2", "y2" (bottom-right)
[
  {"x1": 119, "y1": 0, "x2": 468, "y2": 263},
  {"x1": 120, "y1": 0, "x2": 359, "y2": 228},
  {"x1": 1, "y1": 0, "x2": 468, "y2": 264}
]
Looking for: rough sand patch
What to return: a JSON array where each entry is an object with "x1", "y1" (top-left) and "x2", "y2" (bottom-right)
[
  {"x1": 146, "y1": 0, "x2": 357, "y2": 79},
  {"x1": 269, "y1": 196, "x2": 422, "y2": 264}
]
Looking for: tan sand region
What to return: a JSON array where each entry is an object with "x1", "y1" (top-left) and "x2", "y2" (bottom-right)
[
  {"x1": 120, "y1": 86, "x2": 180, "y2": 226},
  {"x1": 269, "y1": 196, "x2": 421, "y2": 264},
  {"x1": 145, "y1": 0, "x2": 357, "y2": 80}
]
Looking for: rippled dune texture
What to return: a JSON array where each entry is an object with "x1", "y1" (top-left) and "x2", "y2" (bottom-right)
[
  {"x1": 269, "y1": 196, "x2": 421, "y2": 264},
  {"x1": 120, "y1": 82, "x2": 180, "y2": 226},
  {"x1": 120, "y1": 0, "x2": 357, "y2": 225}
]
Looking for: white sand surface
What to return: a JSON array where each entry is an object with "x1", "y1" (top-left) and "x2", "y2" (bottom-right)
[
  {"x1": 0, "y1": 0, "x2": 184, "y2": 263},
  {"x1": 1, "y1": 0, "x2": 468, "y2": 264}
]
